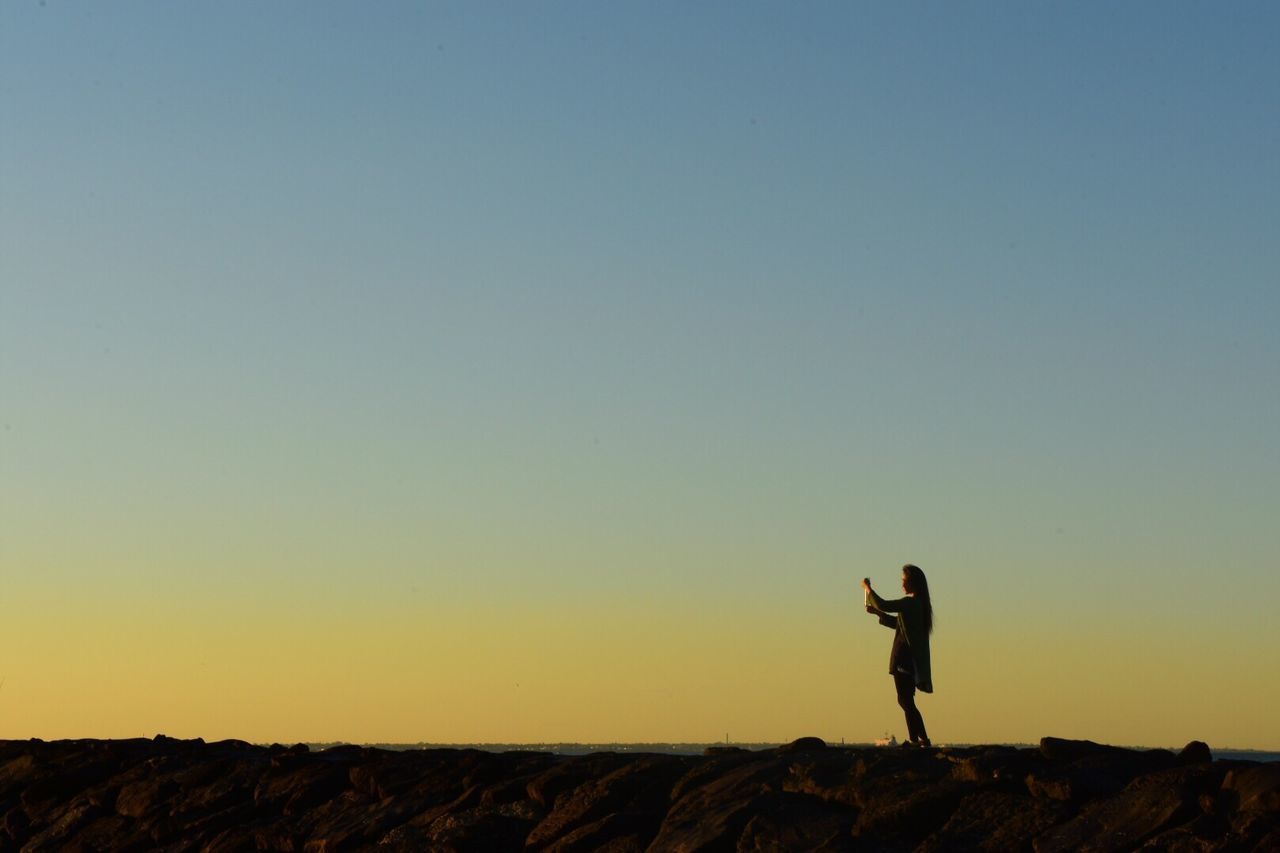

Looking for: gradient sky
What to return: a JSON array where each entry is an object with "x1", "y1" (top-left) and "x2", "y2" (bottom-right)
[{"x1": 2, "y1": 2, "x2": 1278, "y2": 749}]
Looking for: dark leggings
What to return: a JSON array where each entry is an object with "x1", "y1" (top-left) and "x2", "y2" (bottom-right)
[{"x1": 894, "y1": 671, "x2": 929, "y2": 744}]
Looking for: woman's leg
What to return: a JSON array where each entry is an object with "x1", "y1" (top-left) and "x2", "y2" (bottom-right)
[{"x1": 894, "y1": 672, "x2": 928, "y2": 744}]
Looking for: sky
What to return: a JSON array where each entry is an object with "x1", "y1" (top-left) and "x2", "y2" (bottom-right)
[{"x1": 2, "y1": 1, "x2": 1278, "y2": 750}]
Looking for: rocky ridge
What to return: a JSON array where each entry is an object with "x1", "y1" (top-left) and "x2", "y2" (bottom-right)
[{"x1": 0, "y1": 735, "x2": 1277, "y2": 851}]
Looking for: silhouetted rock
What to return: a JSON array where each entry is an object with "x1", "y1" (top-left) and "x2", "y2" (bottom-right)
[
  {"x1": 776, "y1": 736, "x2": 827, "y2": 754},
  {"x1": 0, "y1": 737, "x2": 1274, "y2": 851},
  {"x1": 1040, "y1": 736, "x2": 1126, "y2": 761},
  {"x1": 919, "y1": 789, "x2": 1072, "y2": 852},
  {"x1": 1224, "y1": 763, "x2": 1280, "y2": 813},
  {"x1": 525, "y1": 754, "x2": 691, "y2": 847},
  {"x1": 1033, "y1": 764, "x2": 1223, "y2": 852},
  {"x1": 649, "y1": 754, "x2": 789, "y2": 850},
  {"x1": 1179, "y1": 740, "x2": 1213, "y2": 765}
]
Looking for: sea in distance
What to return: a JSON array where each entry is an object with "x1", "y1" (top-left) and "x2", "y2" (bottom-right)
[{"x1": 303, "y1": 742, "x2": 1280, "y2": 763}]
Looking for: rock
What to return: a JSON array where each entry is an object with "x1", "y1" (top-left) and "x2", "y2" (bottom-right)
[
  {"x1": 1041, "y1": 736, "x2": 1119, "y2": 761},
  {"x1": 918, "y1": 790, "x2": 1072, "y2": 852},
  {"x1": 947, "y1": 745, "x2": 1042, "y2": 785},
  {"x1": 1027, "y1": 772, "x2": 1077, "y2": 801},
  {"x1": 1229, "y1": 814, "x2": 1280, "y2": 852},
  {"x1": 1222, "y1": 762, "x2": 1280, "y2": 813},
  {"x1": 2, "y1": 805, "x2": 30, "y2": 845},
  {"x1": 1033, "y1": 764, "x2": 1220, "y2": 853},
  {"x1": 541, "y1": 811, "x2": 655, "y2": 852},
  {"x1": 781, "y1": 751, "x2": 861, "y2": 807},
  {"x1": 115, "y1": 776, "x2": 179, "y2": 818},
  {"x1": 525, "y1": 754, "x2": 690, "y2": 848},
  {"x1": 650, "y1": 756, "x2": 793, "y2": 851},
  {"x1": 852, "y1": 779, "x2": 969, "y2": 848},
  {"x1": 253, "y1": 759, "x2": 353, "y2": 816},
  {"x1": 1138, "y1": 814, "x2": 1235, "y2": 853},
  {"x1": 776, "y1": 736, "x2": 827, "y2": 754},
  {"x1": 1028, "y1": 746, "x2": 1181, "y2": 805},
  {"x1": 525, "y1": 752, "x2": 632, "y2": 810},
  {"x1": 735, "y1": 793, "x2": 856, "y2": 851},
  {"x1": 0, "y1": 735, "x2": 1254, "y2": 851},
  {"x1": 423, "y1": 799, "x2": 541, "y2": 849},
  {"x1": 1178, "y1": 741, "x2": 1212, "y2": 765}
]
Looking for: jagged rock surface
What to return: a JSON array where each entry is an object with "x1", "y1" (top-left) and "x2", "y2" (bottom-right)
[{"x1": 0, "y1": 736, "x2": 1275, "y2": 851}]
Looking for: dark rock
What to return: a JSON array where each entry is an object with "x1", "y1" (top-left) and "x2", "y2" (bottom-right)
[
  {"x1": 947, "y1": 745, "x2": 1042, "y2": 785},
  {"x1": 21, "y1": 798, "x2": 105, "y2": 850},
  {"x1": 1139, "y1": 812, "x2": 1234, "y2": 852},
  {"x1": 421, "y1": 799, "x2": 541, "y2": 850},
  {"x1": 1041, "y1": 736, "x2": 1119, "y2": 761},
  {"x1": 526, "y1": 753, "x2": 632, "y2": 811},
  {"x1": 541, "y1": 811, "x2": 654, "y2": 852},
  {"x1": 526, "y1": 754, "x2": 691, "y2": 848},
  {"x1": 114, "y1": 776, "x2": 179, "y2": 818},
  {"x1": 1228, "y1": 813, "x2": 1280, "y2": 852},
  {"x1": 650, "y1": 756, "x2": 792, "y2": 851},
  {"x1": 852, "y1": 779, "x2": 968, "y2": 848},
  {"x1": 0, "y1": 735, "x2": 1246, "y2": 851},
  {"x1": 918, "y1": 790, "x2": 1072, "y2": 852},
  {"x1": 2, "y1": 805, "x2": 30, "y2": 844},
  {"x1": 668, "y1": 749, "x2": 769, "y2": 803},
  {"x1": 1027, "y1": 772, "x2": 1077, "y2": 801},
  {"x1": 349, "y1": 749, "x2": 467, "y2": 801},
  {"x1": 781, "y1": 751, "x2": 861, "y2": 807},
  {"x1": 253, "y1": 760, "x2": 352, "y2": 816},
  {"x1": 735, "y1": 793, "x2": 857, "y2": 851},
  {"x1": 1222, "y1": 762, "x2": 1280, "y2": 813},
  {"x1": 1033, "y1": 764, "x2": 1220, "y2": 853},
  {"x1": 777, "y1": 736, "x2": 827, "y2": 754},
  {"x1": 1178, "y1": 741, "x2": 1212, "y2": 765},
  {"x1": 1028, "y1": 747, "x2": 1181, "y2": 804}
]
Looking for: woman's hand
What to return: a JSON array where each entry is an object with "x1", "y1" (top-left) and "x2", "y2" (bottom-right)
[{"x1": 861, "y1": 577, "x2": 872, "y2": 593}]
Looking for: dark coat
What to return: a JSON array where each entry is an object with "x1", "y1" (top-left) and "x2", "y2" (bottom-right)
[{"x1": 869, "y1": 591, "x2": 933, "y2": 693}]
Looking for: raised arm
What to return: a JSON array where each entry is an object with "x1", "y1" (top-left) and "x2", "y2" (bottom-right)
[
  {"x1": 863, "y1": 580, "x2": 903, "y2": 628},
  {"x1": 868, "y1": 588, "x2": 910, "y2": 614}
]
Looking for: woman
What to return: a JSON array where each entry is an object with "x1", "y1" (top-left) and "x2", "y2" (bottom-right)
[{"x1": 863, "y1": 565, "x2": 934, "y2": 747}]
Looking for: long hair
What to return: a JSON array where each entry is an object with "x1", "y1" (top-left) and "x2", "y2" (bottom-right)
[{"x1": 903, "y1": 564, "x2": 933, "y2": 634}]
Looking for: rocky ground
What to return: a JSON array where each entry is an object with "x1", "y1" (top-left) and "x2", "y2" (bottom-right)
[{"x1": 1, "y1": 735, "x2": 1277, "y2": 851}]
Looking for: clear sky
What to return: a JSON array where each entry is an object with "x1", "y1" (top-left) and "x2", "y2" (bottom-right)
[{"x1": 2, "y1": 2, "x2": 1277, "y2": 749}]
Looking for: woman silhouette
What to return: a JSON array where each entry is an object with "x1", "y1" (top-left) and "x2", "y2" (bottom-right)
[{"x1": 863, "y1": 565, "x2": 934, "y2": 747}]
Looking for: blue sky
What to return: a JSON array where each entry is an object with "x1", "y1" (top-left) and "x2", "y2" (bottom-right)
[{"x1": 2, "y1": 2, "x2": 1278, "y2": 745}]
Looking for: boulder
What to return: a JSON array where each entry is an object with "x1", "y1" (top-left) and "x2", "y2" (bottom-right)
[
  {"x1": 781, "y1": 751, "x2": 861, "y2": 807},
  {"x1": 947, "y1": 745, "x2": 1042, "y2": 785},
  {"x1": 525, "y1": 754, "x2": 690, "y2": 848},
  {"x1": 734, "y1": 793, "x2": 856, "y2": 851},
  {"x1": 649, "y1": 757, "x2": 793, "y2": 851},
  {"x1": 852, "y1": 779, "x2": 969, "y2": 847},
  {"x1": 1041, "y1": 736, "x2": 1120, "y2": 762},
  {"x1": 776, "y1": 736, "x2": 827, "y2": 754},
  {"x1": 1222, "y1": 762, "x2": 1280, "y2": 813},
  {"x1": 1033, "y1": 764, "x2": 1220, "y2": 853},
  {"x1": 919, "y1": 790, "x2": 1072, "y2": 852},
  {"x1": 115, "y1": 777, "x2": 180, "y2": 818},
  {"x1": 541, "y1": 811, "x2": 655, "y2": 852},
  {"x1": 1178, "y1": 741, "x2": 1212, "y2": 765}
]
